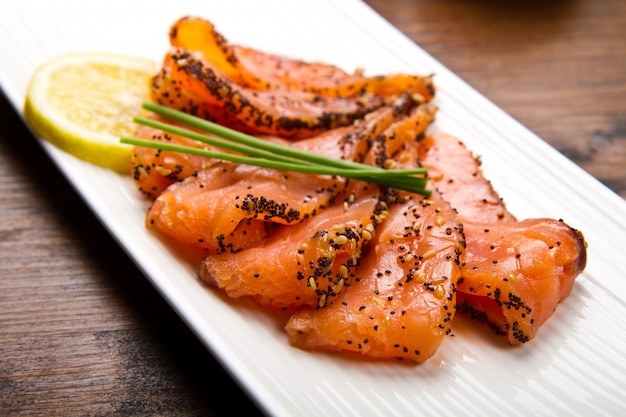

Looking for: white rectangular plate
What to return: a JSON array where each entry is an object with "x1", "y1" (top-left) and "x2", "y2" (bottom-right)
[{"x1": 2, "y1": 1, "x2": 625, "y2": 416}]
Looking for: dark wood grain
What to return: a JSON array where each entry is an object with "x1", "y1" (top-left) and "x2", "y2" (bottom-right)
[
  {"x1": 1, "y1": 1, "x2": 624, "y2": 416},
  {"x1": 365, "y1": 0, "x2": 626, "y2": 199},
  {"x1": 0, "y1": 95, "x2": 262, "y2": 415}
]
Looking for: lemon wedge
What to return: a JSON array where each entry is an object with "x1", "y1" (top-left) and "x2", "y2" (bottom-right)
[{"x1": 23, "y1": 52, "x2": 156, "y2": 173}]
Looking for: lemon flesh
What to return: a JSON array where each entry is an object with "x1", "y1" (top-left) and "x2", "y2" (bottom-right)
[{"x1": 23, "y1": 52, "x2": 156, "y2": 174}]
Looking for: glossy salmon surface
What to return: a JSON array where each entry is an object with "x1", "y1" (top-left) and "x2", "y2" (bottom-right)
[
  {"x1": 286, "y1": 190, "x2": 464, "y2": 362},
  {"x1": 199, "y1": 187, "x2": 385, "y2": 309},
  {"x1": 169, "y1": 16, "x2": 436, "y2": 101},
  {"x1": 419, "y1": 133, "x2": 587, "y2": 344},
  {"x1": 151, "y1": 48, "x2": 385, "y2": 139},
  {"x1": 458, "y1": 219, "x2": 586, "y2": 344},
  {"x1": 418, "y1": 133, "x2": 517, "y2": 223},
  {"x1": 131, "y1": 117, "x2": 216, "y2": 200},
  {"x1": 145, "y1": 98, "x2": 421, "y2": 255},
  {"x1": 196, "y1": 101, "x2": 436, "y2": 310}
]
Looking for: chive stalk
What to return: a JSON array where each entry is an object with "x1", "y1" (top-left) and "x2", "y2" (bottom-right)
[{"x1": 121, "y1": 101, "x2": 431, "y2": 196}]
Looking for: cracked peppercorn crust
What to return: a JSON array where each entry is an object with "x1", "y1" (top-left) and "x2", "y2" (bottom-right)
[
  {"x1": 285, "y1": 189, "x2": 465, "y2": 363},
  {"x1": 168, "y1": 15, "x2": 436, "y2": 101},
  {"x1": 151, "y1": 48, "x2": 385, "y2": 140},
  {"x1": 199, "y1": 188, "x2": 385, "y2": 309},
  {"x1": 144, "y1": 98, "x2": 416, "y2": 255}
]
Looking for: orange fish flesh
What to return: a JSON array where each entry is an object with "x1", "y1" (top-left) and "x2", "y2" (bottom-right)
[
  {"x1": 285, "y1": 189, "x2": 464, "y2": 362},
  {"x1": 150, "y1": 48, "x2": 385, "y2": 139},
  {"x1": 168, "y1": 16, "x2": 436, "y2": 101},
  {"x1": 145, "y1": 97, "x2": 422, "y2": 255},
  {"x1": 419, "y1": 133, "x2": 587, "y2": 344}
]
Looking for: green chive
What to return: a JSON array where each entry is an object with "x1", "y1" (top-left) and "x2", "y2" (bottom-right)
[{"x1": 121, "y1": 101, "x2": 431, "y2": 196}]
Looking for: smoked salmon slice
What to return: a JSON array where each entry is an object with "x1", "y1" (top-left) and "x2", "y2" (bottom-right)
[
  {"x1": 418, "y1": 133, "x2": 587, "y2": 344},
  {"x1": 151, "y1": 48, "x2": 385, "y2": 140},
  {"x1": 285, "y1": 121, "x2": 463, "y2": 362},
  {"x1": 418, "y1": 133, "x2": 516, "y2": 223},
  {"x1": 131, "y1": 117, "x2": 217, "y2": 200},
  {"x1": 231, "y1": 46, "x2": 436, "y2": 101},
  {"x1": 145, "y1": 97, "x2": 421, "y2": 255},
  {"x1": 146, "y1": 158, "x2": 345, "y2": 254},
  {"x1": 168, "y1": 16, "x2": 436, "y2": 101},
  {"x1": 194, "y1": 100, "x2": 436, "y2": 310},
  {"x1": 199, "y1": 187, "x2": 385, "y2": 309},
  {"x1": 285, "y1": 190, "x2": 464, "y2": 362},
  {"x1": 458, "y1": 219, "x2": 586, "y2": 344}
]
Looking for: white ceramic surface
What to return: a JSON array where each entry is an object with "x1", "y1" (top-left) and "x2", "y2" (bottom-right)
[{"x1": 1, "y1": 1, "x2": 625, "y2": 416}]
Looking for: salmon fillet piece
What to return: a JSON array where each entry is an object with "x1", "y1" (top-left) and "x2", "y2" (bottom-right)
[
  {"x1": 145, "y1": 97, "x2": 420, "y2": 254},
  {"x1": 168, "y1": 16, "x2": 436, "y2": 101},
  {"x1": 284, "y1": 117, "x2": 462, "y2": 362},
  {"x1": 419, "y1": 132, "x2": 587, "y2": 344},
  {"x1": 199, "y1": 187, "x2": 385, "y2": 309},
  {"x1": 458, "y1": 219, "x2": 586, "y2": 344},
  {"x1": 151, "y1": 48, "x2": 385, "y2": 140},
  {"x1": 130, "y1": 117, "x2": 220, "y2": 200},
  {"x1": 195, "y1": 100, "x2": 436, "y2": 308},
  {"x1": 285, "y1": 190, "x2": 464, "y2": 362},
  {"x1": 418, "y1": 133, "x2": 516, "y2": 223}
]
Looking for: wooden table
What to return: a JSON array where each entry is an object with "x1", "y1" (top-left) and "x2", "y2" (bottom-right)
[{"x1": 1, "y1": 1, "x2": 624, "y2": 415}]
